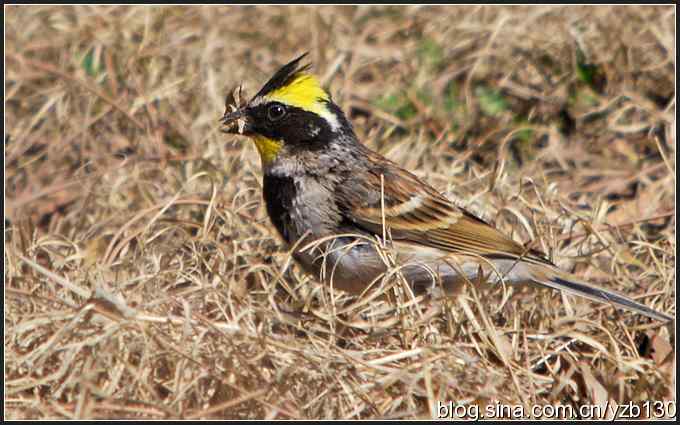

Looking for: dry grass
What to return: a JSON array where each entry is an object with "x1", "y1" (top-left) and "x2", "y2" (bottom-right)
[{"x1": 4, "y1": 5, "x2": 675, "y2": 419}]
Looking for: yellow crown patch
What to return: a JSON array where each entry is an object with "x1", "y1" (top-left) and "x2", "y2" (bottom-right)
[{"x1": 264, "y1": 74, "x2": 340, "y2": 130}]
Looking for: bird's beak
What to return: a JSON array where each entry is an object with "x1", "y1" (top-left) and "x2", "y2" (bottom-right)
[{"x1": 220, "y1": 107, "x2": 250, "y2": 135}]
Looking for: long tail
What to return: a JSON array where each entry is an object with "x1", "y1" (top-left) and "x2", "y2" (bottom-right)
[{"x1": 529, "y1": 266, "x2": 673, "y2": 322}]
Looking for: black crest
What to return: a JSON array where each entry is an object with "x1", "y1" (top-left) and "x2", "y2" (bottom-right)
[{"x1": 253, "y1": 52, "x2": 311, "y2": 99}]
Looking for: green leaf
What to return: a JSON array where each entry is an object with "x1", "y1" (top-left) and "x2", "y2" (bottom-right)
[
  {"x1": 417, "y1": 38, "x2": 444, "y2": 70},
  {"x1": 476, "y1": 86, "x2": 508, "y2": 116},
  {"x1": 575, "y1": 45, "x2": 602, "y2": 89},
  {"x1": 81, "y1": 49, "x2": 98, "y2": 77},
  {"x1": 515, "y1": 127, "x2": 533, "y2": 143},
  {"x1": 375, "y1": 92, "x2": 417, "y2": 120}
]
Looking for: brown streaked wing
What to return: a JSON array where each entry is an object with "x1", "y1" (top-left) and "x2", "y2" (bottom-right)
[{"x1": 337, "y1": 155, "x2": 551, "y2": 264}]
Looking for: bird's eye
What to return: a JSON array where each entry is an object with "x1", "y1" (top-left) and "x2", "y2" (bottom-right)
[{"x1": 267, "y1": 103, "x2": 287, "y2": 122}]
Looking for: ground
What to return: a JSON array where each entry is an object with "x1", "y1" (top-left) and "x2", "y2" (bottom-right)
[{"x1": 4, "y1": 5, "x2": 676, "y2": 419}]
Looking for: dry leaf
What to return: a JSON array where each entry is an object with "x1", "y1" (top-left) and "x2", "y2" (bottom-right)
[{"x1": 579, "y1": 362, "x2": 611, "y2": 419}]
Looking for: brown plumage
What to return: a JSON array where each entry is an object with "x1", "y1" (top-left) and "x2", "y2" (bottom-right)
[{"x1": 337, "y1": 150, "x2": 551, "y2": 263}]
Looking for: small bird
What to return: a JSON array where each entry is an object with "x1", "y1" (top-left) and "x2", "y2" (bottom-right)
[{"x1": 220, "y1": 53, "x2": 672, "y2": 322}]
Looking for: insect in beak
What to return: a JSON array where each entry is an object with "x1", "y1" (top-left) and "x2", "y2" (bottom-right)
[{"x1": 220, "y1": 84, "x2": 248, "y2": 135}]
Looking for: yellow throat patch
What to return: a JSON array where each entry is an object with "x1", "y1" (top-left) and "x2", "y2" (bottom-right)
[
  {"x1": 252, "y1": 136, "x2": 283, "y2": 164},
  {"x1": 264, "y1": 74, "x2": 340, "y2": 130}
]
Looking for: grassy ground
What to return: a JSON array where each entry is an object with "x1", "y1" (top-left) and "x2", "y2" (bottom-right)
[{"x1": 4, "y1": 5, "x2": 675, "y2": 419}]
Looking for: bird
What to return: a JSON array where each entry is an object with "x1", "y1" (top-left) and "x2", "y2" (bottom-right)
[{"x1": 219, "y1": 53, "x2": 672, "y2": 322}]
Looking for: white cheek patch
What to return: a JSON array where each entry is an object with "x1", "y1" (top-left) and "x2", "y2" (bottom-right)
[{"x1": 317, "y1": 108, "x2": 340, "y2": 132}]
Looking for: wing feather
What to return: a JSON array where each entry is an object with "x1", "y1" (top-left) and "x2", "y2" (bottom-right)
[{"x1": 337, "y1": 152, "x2": 551, "y2": 265}]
